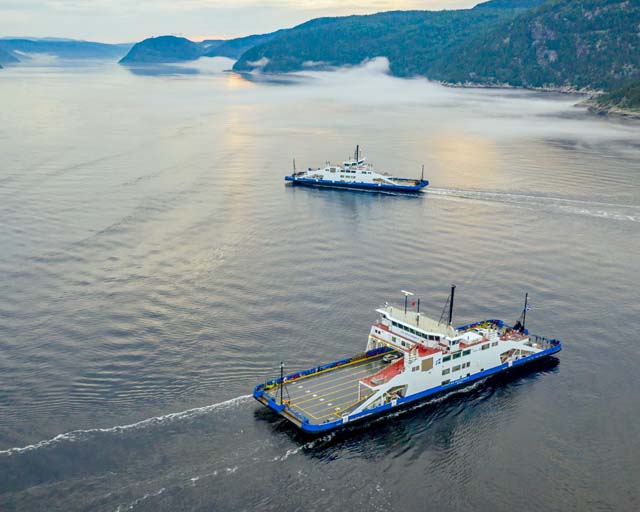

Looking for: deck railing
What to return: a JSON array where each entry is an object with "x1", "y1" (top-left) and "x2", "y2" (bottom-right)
[{"x1": 529, "y1": 335, "x2": 560, "y2": 349}]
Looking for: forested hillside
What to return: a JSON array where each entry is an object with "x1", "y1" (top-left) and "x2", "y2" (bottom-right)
[
  {"x1": 428, "y1": 0, "x2": 640, "y2": 90},
  {"x1": 233, "y1": 0, "x2": 639, "y2": 93}
]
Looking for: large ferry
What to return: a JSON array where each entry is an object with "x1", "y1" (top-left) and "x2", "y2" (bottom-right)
[
  {"x1": 254, "y1": 288, "x2": 562, "y2": 433},
  {"x1": 285, "y1": 146, "x2": 429, "y2": 193}
]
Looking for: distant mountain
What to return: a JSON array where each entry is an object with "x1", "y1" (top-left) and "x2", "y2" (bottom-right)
[
  {"x1": 0, "y1": 45, "x2": 19, "y2": 65},
  {"x1": 232, "y1": 1, "x2": 541, "y2": 74},
  {"x1": 120, "y1": 31, "x2": 287, "y2": 64},
  {"x1": 119, "y1": 36, "x2": 201, "y2": 64},
  {"x1": 118, "y1": 1, "x2": 542, "y2": 67},
  {"x1": 0, "y1": 39, "x2": 131, "y2": 59},
  {"x1": 201, "y1": 30, "x2": 286, "y2": 59},
  {"x1": 428, "y1": 0, "x2": 640, "y2": 90}
]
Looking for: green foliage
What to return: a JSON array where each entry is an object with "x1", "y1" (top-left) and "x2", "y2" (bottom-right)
[
  {"x1": 120, "y1": 32, "x2": 284, "y2": 63},
  {"x1": 234, "y1": 9, "x2": 515, "y2": 74},
  {"x1": 201, "y1": 31, "x2": 285, "y2": 59},
  {"x1": 432, "y1": 0, "x2": 640, "y2": 90},
  {"x1": 233, "y1": 0, "x2": 639, "y2": 92},
  {"x1": 120, "y1": 36, "x2": 201, "y2": 64},
  {"x1": 595, "y1": 80, "x2": 640, "y2": 110}
]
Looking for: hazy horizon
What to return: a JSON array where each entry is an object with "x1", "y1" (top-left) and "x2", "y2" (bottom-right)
[{"x1": 1, "y1": 0, "x2": 479, "y2": 44}]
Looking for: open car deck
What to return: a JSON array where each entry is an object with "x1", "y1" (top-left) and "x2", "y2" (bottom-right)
[
  {"x1": 283, "y1": 354, "x2": 388, "y2": 423},
  {"x1": 254, "y1": 348, "x2": 398, "y2": 427}
]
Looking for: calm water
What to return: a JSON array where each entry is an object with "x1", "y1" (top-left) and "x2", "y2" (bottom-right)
[{"x1": 1, "y1": 57, "x2": 639, "y2": 511}]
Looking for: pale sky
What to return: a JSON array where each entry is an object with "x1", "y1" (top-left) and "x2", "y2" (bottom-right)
[{"x1": 1, "y1": 0, "x2": 480, "y2": 43}]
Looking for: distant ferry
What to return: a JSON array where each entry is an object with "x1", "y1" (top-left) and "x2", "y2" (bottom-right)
[
  {"x1": 285, "y1": 146, "x2": 429, "y2": 193},
  {"x1": 254, "y1": 288, "x2": 562, "y2": 433}
]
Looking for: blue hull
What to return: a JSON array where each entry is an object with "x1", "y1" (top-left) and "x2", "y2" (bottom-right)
[
  {"x1": 254, "y1": 323, "x2": 562, "y2": 434},
  {"x1": 285, "y1": 175, "x2": 428, "y2": 193}
]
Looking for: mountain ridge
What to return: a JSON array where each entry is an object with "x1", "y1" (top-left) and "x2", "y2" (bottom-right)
[
  {"x1": 0, "y1": 38, "x2": 131, "y2": 60},
  {"x1": 119, "y1": 30, "x2": 286, "y2": 64},
  {"x1": 425, "y1": 0, "x2": 640, "y2": 90},
  {"x1": 230, "y1": 0, "x2": 638, "y2": 103},
  {"x1": 119, "y1": 36, "x2": 201, "y2": 64}
]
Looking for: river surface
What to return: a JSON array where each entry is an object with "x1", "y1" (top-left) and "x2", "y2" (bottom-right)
[{"x1": 1, "y1": 57, "x2": 639, "y2": 511}]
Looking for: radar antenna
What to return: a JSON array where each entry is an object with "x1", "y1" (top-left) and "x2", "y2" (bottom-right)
[{"x1": 439, "y1": 284, "x2": 456, "y2": 325}]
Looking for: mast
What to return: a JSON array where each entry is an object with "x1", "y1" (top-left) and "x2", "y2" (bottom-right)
[
  {"x1": 402, "y1": 290, "x2": 414, "y2": 314},
  {"x1": 280, "y1": 361, "x2": 284, "y2": 405},
  {"x1": 522, "y1": 293, "x2": 528, "y2": 331},
  {"x1": 448, "y1": 284, "x2": 456, "y2": 325},
  {"x1": 293, "y1": 158, "x2": 296, "y2": 174},
  {"x1": 355, "y1": 145, "x2": 359, "y2": 162},
  {"x1": 416, "y1": 297, "x2": 421, "y2": 325},
  {"x1": 421, "y1": 164, "x2": 424, "y2": 181}
]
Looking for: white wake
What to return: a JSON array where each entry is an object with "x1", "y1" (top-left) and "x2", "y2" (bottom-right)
[
  {"x1": 427, "y1": 187, "x2": 640, "y2": 222},
  {"x1": 0, "y1": 394, "x2": 252, "y2": 457}
]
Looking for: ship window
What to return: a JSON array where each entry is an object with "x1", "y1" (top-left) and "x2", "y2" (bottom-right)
[
  {"x1": 452, "y1": 352, "x2": 461, "y2": 359},
  {"x1": 462, "y1": 349, "x2": 471, "y2": 356},
  {"x1": 442, "y1": 368, "x2": 450, "y2": 375},
  {"x1": 392, "y1": 336, "x2": 397, "y2": 342},
  {"x1": 442, "y1": 379, "x2": 450, "y2": 385},
  {"x1": 481, "y1": 344, "x2": 489, "y2": 350},
  {"x1": 443, "y1": 355, "x2": 451, "y2": 362},
  {"x1": 330, "y1": 169, "x2": 336, "y2": 173},
  {"x1": 434, "y1": 336, "x2": 441, "y2": 342},
  {"x1": 452, "y1": 364, "x2": 461, "y2": 372},
  {"x1": 492, "y1": 341, "x2": 498, "y2": 346}
]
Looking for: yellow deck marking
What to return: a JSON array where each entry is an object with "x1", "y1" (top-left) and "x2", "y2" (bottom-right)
[
  {"x1": 273, "y1": 353, "x2": 388, "y2": 422},
  {"x1": 292, "y1": 386, "x2": 365, "y2": 418},
  {"x1": 293, "y1": 384, "x2": 362, "y2": 413},
  {"x1": 299, "y1": 364, "x2": 375, "y2": 388},
  {"x1": 289, "y1": 368, "x2": 377, "y2": 405},
  {"x1": 279, "y1": 353, "x2": 386, "y2": 385},
  {"x1": 286, "y1": 357, "x2": 385, "y2": 393},
  {"x1": 292, "y1": 403, "x2": 322, "y2": 420},
  {"x1": 292, "y1": 381, "x2": 360, "y2": 407},
  {"x1": 315, "y1": 395, "x2": 369, "y2": 419}
]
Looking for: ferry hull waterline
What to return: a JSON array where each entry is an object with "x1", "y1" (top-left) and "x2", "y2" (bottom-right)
[
  {"x1": 285, "y1": 146, "x2": 429, "y2": 193},
  {"x1": 254, "y1": 288, "x2": 562, "y2": 433}
]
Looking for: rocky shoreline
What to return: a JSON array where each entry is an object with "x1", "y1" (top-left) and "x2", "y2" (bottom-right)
[
  {"x1": 441, "y1": 80, "x2": 640, "y2": 119},
  {"x1": 583, "y1": 102, "x2": 640, "y2": 119}
]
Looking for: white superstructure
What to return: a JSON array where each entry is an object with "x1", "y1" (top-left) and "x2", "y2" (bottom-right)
[
  {"x1": 254, "y1": 288, "x2": 561, "y2": 433},
  {"x1": 353, "y1": 303, "x2": 552, "y2": 415},
  {"x1": 285, "y1": 146, "x2": 428, "y2": 191}
]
